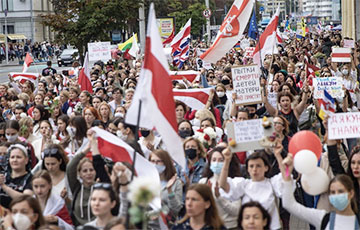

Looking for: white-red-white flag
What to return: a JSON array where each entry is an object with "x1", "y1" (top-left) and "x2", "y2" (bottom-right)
[
  {"x1": 78, "y1": 52, "x2": 93, "y2": 93},
  {"x1": 253, "y1": 7, "x2": 280, "y2": 65},
  {"x1": 10, "y1": 72, "x2": 39, "y2": 84},
  {"x1": 169, "y1": 70, "x2": 200, "y2": 82},
  {"x1": 173, "y1": 88, "x2": 212, "y2": 110},
  {"x1": 126, "y1": 3, "x2": 186, "y2": 170},
  {"x1": 200, "y1": 0, "x2": 254, "y2": 63},
  {"x1": 92, "y1": 127, "x2": 161, "y2": 209},
  {"x1": 22, "y1": 53, "x2": 33, "y2": 72},
  {"x1": 331, "y1": 47, "x2": 351, "y2": 62},
  {"x1": 276, "y1": 28, "x2": 283, "y2": 44}
]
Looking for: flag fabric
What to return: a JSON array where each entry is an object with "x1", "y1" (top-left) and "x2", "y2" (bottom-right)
[
  {"x1": 22, "y1": 53, "x2": 33, "y2": 72},
  {"x1": 248, "y1": 8, "x2": 258, "y2": 40},
  {"x1": 162, "y1": 29, "x2": 175, "y2": 47},
  {"x1": 276, "y1": 28, "x2": 283, "y2": 44},
  {"x1": 317, "y1": 21, "x2": 323, "y2": 33},
  {"x1": 128, "y1": 35, "x2": 140, "y2": 58},
  {"x1": 318, "y1": 90, "x2": 336, "y2": 120},
  {"x1": 305, "y1": 60, "x2": 320, "y2": 77},
  {"x1": 331, "y1": 47, "x2": 351, "y2": 62},
  {"x1": 171, "y1": 18, "x2": 191, "y2": 68},
  {"x1": 92, "y1": 127, "x2": 161, "y2": 210},
  {"x1": 126, "y1": 3, "x2": 186, "y2": 170},
  {"x1": 173, "y1": 88, "x2": 212, "y2": 110},
  {"x1": 252, "y1": 7, "x2": 280, "y2": 65},
  {"x1": 301, "y1": 17, "x2": 306, "y2": 37},
  {"x1": 200, "y1": 0, "x2": 254, "y2": 63},
  {"x1": 118, "y1": 34, "x2": 138, "y2": 51},
  {"x1": 285, "y1": 19, "x2": 290, "y2": 33},
  {"x1": 169, "y1": 70, "x2": 200, "y2": 82},
  {"x1": 10, "y1": 72, "x2": 39, "y2": 83},
  {"x1": 78, "y1": 52, "x2": 93, "y2": 93}
]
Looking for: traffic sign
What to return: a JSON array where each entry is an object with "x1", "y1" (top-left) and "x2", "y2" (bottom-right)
[{"x1": 203, "y1": 9, "x2": 212, "y2": 18}]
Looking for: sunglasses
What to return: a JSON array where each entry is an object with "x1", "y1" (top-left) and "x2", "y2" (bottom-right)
[
  {"x1": 43, "y1": 148, "x2": 58, "y2": 157},
  {"x1": 93, "y1": 183, "x2": 112, "y2": 190}
]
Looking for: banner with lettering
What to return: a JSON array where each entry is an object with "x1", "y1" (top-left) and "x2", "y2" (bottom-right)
[
  {"x1": 328, "y1": 112, "x2": 360, "y2": 139},
  {"x1": 313, "y1": 77, "x2": 344, "y2": 99}
]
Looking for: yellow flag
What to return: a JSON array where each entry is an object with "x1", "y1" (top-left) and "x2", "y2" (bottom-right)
[
  {"x1": 301, "y1": 17, "x2": 306, "y2": 37},
  {"x1": 118, "y1": 34, "x2": 138, "y2": 51}
]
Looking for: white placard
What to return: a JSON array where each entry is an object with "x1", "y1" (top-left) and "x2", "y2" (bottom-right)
[
  {"x1": 244, "y1": 47, "x2": 255, "y2": 58},
  {"x1": 267, "y1": 92, "x2": 278, "y2": 109},
  {"x1": 328, "y1": 112, "x2": 360, "y2": 139},
  {"x1": 234, "y1": 119, "x2": 264, "y2": 143},
  {"x1": 344, "y1": 40, "x2": 355, "y2": 48},
  {"x1": 88, "y1": 42, "x2": 112, "y2": 61},
  {"x1": 196, "y1": 58, "x2": 212, "y2": 70},
  {"x1": 313, "y1": 77, "x2": 344, "y2": 99},
  {"x1": 232, "y1": 65, "x2": 262, "y2": 105}
]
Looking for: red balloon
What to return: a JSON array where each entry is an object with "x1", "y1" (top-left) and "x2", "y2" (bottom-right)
[{"x1": 289, "y1": 131, "x2": 322, "y2": 159}]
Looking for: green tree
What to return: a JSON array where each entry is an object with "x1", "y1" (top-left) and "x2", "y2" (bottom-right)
[{"x1": 42, "y1": 0, "x2": 142, "y2": 63}]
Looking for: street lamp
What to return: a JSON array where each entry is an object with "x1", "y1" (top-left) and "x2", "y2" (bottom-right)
[{"x1": 4, "y1": 0, "x2": 9, "y2": 64}]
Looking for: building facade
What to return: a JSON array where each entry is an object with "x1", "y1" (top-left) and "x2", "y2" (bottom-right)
[
  {"x1": 303, "y1": 0, "x2": 340, "y2": 21},
  {"x1": 0, "y1": 0, "x2": 54, "y2": 43}
]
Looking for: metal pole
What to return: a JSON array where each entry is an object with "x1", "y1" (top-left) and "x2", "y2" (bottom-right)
[
  {"x1": 30, "y1": 0, "x2": 34, "y2": 42},
  {"x1": 205, "y1": 0, "x2": 211, "y2": 45},
  {"x1": 4, "y1": 0, "x2": 8, "y2": 64},
  {"x1": 138, "y1": 4, "x2": 145, "y2": 55}
]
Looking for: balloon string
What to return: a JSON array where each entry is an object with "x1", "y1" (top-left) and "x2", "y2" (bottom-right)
[{"x1": 285, "y1": 165, "x2": 289, "y2": 177}]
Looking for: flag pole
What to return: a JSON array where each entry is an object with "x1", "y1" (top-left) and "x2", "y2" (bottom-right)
[{"x1": 254, "y1": 0, "x2": 265, "y2": 78}]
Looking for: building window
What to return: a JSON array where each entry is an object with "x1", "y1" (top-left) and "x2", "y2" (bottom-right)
[
  {"x1": 2, "y1": 25, "x2": 14, "y2": 34},
  {"x1": 2, "y1": 0, "x2": 14, "y2": 11}
]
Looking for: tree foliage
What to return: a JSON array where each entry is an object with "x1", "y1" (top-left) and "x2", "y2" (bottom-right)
[{"x1": 42, "y1": 0, "x2": 142, "y2": 62}]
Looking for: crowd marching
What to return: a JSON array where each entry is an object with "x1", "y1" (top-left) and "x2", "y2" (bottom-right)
[{"x1": 0, "y1": 2, "x2": 360, "y2": 230}]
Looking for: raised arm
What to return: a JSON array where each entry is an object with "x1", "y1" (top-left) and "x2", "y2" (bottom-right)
[
  {"x1": 263, "y1": 87, "x2": 277, "y2": 116},
  {"x1": 219, "y1": 147, "x2": 231, "y2": 192}
]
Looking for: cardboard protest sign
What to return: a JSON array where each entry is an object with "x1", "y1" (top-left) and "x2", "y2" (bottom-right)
[
  {"x1": 244, "y1": 47, "x2": 255, "y2": 58},
  {"x1": 226, "y1": 118, "x2": 275, "y2": 152},
  {"x1": 88, "y1": 42, "x2": 112, "y2": 61},
  {"x1": 313, "y1": 77, "x2": 344, "y2": 99},
  {"x1": 231, "y1": 65, "x2": 262, "y2": 105},
  {"x1": 344, "y1": 40, "x2": 355, "y2": 48},
  {"x1": 328, "y1": 112, "x2": 360, "y2": 139}
]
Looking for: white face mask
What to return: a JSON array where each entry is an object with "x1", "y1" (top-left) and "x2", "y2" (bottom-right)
[
  {"x1": 192, "y1": 118, "x2": 201, "y2": 127},
  {"x1": 6, "y1": 134, "x2": 18, "y2": 143},
  {"x1": 66, "y1": 126, "x2": 76, "y2": 138},
  {"x1": 12, "y1": 213, "x2": 32, "y2": 230},
  {"x1": 342, "y1": 69, "x2": 349, "y2": 75},
  {"x1": 114, "y1": 112, "x2": 124, "y2": 118},
  {"x1": 116, "y1": 130, "x2": 127, "y2": 141},
  {"x1": 216, "y1": 91, "x2": 225, "y2": 98}
]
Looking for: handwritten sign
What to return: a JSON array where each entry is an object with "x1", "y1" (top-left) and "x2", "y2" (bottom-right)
[
  {"x1": 244, "y1": 47, "x2": 255, "y2": 58},
  {"x1": 196, "y1": 58, "x2": 212, "y2": 70},
  {"x1": 313, "y1": 77, "x2": 344, "y2": 99},
  {"x1": 328, "y1": 112, "x2": 360, "y2": 139},
  {"x1": 344, "y1": 39, "x2": 355, "y2": 48},
  {"x1": 267, "y1": 92, "x2": 278, "y2": 109},
  {"x1": 88, "y1": 42, "x2": 112, "y2": 61},
  {"x1": 232, "y1": 65, "x2": 262, "y2": 105}
]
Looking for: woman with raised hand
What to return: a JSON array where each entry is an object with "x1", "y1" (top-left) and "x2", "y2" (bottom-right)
[
  {"x1": 280, "y1": 153, "x2": 360, "y2": 229},
  {"x1": 32, "y1": 170, "x2": 73, "y2": 230}
]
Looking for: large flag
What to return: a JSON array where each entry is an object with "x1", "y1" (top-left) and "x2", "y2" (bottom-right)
[
  {"x1": 126, "y1": 3, "x2": 186, "y2": 170},
  {"x1": 171, "y1": 18, "x2": 191, "y2": 68},
  {"x1": 318, "y1": 90, "x2": 336, "y2": 120},
  {"x1": 248, "y1": 8, "x2": 258, "y2": 40},
  {"x1": 78, "y1": 52, "x2": 93, "y2": 93},
  {"x1": 92, "y1": 127, "x2": 161, "y2": 210},
  {"x1": 276, "y1": 28, "x2": 283, "y2": 44},
  {"x1": 22, "y1": 53, "x2": 33, "y2": 72},
  {"x1": 162, "y1": 28, "x2": 175, "y2": 47},
  {"x1": 169, "y1": 70, "x2": 200, "y2": 82},
  {"x1": 252, "y1": 7, "x2": 280, "y2": 65},
  {"x1": 173, "y1": 88, "x2": 212, "y2": 110},
  {"x1": 118, "y1": 34, "x2": 138, "y2": 60},
  {"x1": 10, "y1": 72, "x2": 39, "y2": 84},
  {"x1": 200, "y1": 0, "x2": 254, "y2": 63}
]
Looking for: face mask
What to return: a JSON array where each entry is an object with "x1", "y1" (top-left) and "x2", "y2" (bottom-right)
[
  {"x1": 221, "y1": 79, "x2": 230, "y2": 85},
  {"x1": 185, "y1": 148, "x2": 197, "y2": 160},
  {"x1": 66, "y1": 126, "x2": 76, "y2": 138},
  {"x1": 12, "y1": 213, "x2": 32, "y2": 230},
  {"x1": 210, "y1": 162, "x2": 224, "y2": 175},
  {"x1": 216, "y1": 91, "x2": 225, "y2": 98},
  {"x1": 342, "y1": 69, "x2": 349, "y2": 75},
  {"x1": 179, "y1": 129, "x2": 192, "y2": 139},
  {"x1": 108, "y1": 92, "x2": 113, "y2": 97},
  {"x1": 154, "y1": 164, "x2": 166, "y2": 174},
  {"x1": 6, "y1": 134, "x2": 18, "y2": 143},
  {"x1": 140, "y1": 130, "x2": 150, "y2": 138},
  {"x1": 116, "y1": 130, "x2": 127, "y2": 141},
  {"x1": 114, "y1": 112, "x2": 124, "y2": 118},
  {"x1": 249, "y1": 113, "x2": 256, "y2": 119},
  {"x1": 192, "y1": 118, "x2": 201, "y2": 127},
  {"x1": 329, "y1": 193, "x2": 349, "y2": 211}
]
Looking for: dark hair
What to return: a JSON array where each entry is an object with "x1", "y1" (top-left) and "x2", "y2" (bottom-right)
[
  {"x1": 238, "y1": 201, "x2": 271, "y2": 230},
  {"x1": 80, "y1": 90, "x2": 92, "y2": 104},
  {"x1": 109, "y1": 117, "x2": 123, "y2": 127},
  {"x1": 149, "y1": 150, "x2": 177, "y2": 181},
  {"x1": 347, "y1": 147, "x2": 360, "y2": 209},
  {"x1": 5, "y1": 120, "x2": 20, "y2": 131},
  {"x1": 279, "y1": 82, "x2": 298, "y2": 96},
  {"x1": 0, "y1": 122, "x2": 6, "y2": 131},
  {"x1": 178, "y1": 120, "x2": 195, "y2": 136},
  {"x1": 175, "y1": 100, "x2": 187, "y2": 113},
  {"x1": 92, "y1": 183, "x2": 119, "y2": 216},
  {"x1": 70, "y1": 116, "x2": 88, "y2": 140},
  {"x1": 277, "y1": 91, "x2": 294, "y2": 103},
  {"x1": 9, "y1": 195, "x2": 46, "y2": 229},
  {"x1": 237, "y1": 107, "x2": 249, "y2": 119},
  {"x1": 104, "y1": 217, "x2": 125, "y2": 230},
  {"x1": 91, "y1": 119, "x2": 104, "y2": 128},
  {"x1": 329, "y1": 174, "x2": 358, "y2": 214},
  {"x1": 34, "y1": 104, "x2": 50, "y2": 121},
  {"x1": 202, "y1": 146, "x2": 241, "y2": 179},
  {"x1": 200, "y1": 117, "x2": 216, "y2": 128},
  {"x1": 42, "y1": 144, "x2": 69, "y2": 171},
  {"x1": 245, "y1": 151, "x2": 271, "y2": 178},
  {"x1": 275, "y1": 115, "x2": 289, "y2": 136},
  {"x1": 32, "y1": 170, "x2": 52, "y2": 201},
  {"x1": 113, "y1": 87, "x2": 123, "y2": 95}
]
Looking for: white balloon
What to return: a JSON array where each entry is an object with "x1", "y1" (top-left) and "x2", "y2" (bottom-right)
[
  {"x1": 301, "y1": 167, "x2": 330, "y2": 195},
  {"x1": 294, "y1": 150, "x2": 318, "y2": 174}
]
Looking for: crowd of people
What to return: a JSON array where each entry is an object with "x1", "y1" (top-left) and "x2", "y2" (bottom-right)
[{"x1": 0, "y1": 28, "x2": 359, "y2": 230}]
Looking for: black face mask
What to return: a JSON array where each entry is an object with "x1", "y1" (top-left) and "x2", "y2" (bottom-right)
[
  {"x1": 140, "y1": 130, "x2": 151, "y2": 137},
  {"x1": 185, "y1": 148, "x2": 197, "y2": 160},
  {"x1": 249, "y1": 113, "x2": 256, "y2": 119},
  {"x1": 179, "y1": 129, "x2": 192, "y2": 139},
  {"x1": 221, "y1": 79, "x2": 230, "y2": 85}
]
